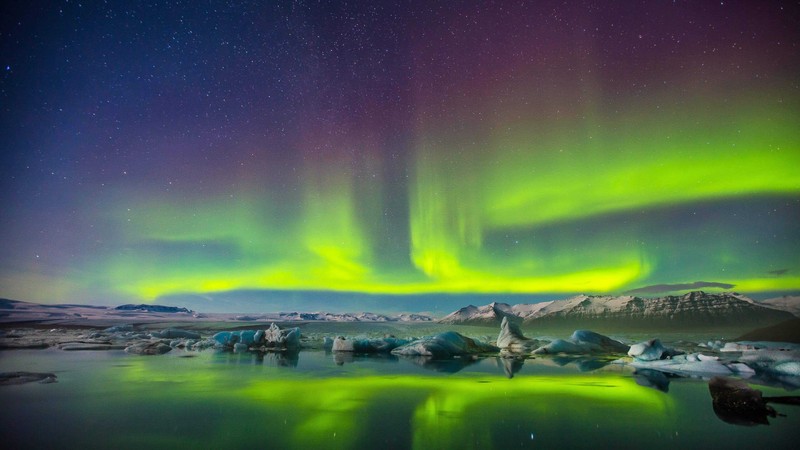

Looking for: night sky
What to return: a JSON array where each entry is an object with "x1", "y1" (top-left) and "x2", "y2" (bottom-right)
[{"x1": 1, "y1": 1, "x2": 798, "y2": 312}]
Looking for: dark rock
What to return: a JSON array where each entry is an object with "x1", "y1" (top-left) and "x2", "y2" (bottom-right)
[
  {"x1": 125, "y1": 341, "x2": 172, "y2": 355},
  {"x1": 709, "y1": 376, "x2": 776, "y2": 426},
  {"x1": 60, "y1": 343, "x2": 126, "y2": 351},
  {"x1": 0, "y1": 372, "x2": 57, "y2": 385}
]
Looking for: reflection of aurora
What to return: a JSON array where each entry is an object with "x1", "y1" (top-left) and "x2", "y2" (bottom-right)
[
  {"x1": 245, "y1": 375, "x2": 672, "y2": 449},
  {"x1": 110, "y1": 355, "x2": 673, "y2": 448},
  {"x1": 118, "y1": 355, "x2": 672, "y2": 450}
]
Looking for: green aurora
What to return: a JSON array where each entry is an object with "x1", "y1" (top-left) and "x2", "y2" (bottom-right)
[
  {"x1": 1, "y1": 1, "x2": 798, "y2": 307},
  {"x1": 88, "y1": 90, "x2": 800, "y2": 301}
]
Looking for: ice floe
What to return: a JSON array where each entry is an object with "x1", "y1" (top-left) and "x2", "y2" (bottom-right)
[
  {"x1": 496, "y1": 317, "x2": 544, "y2": 353},
  {"x1": 532, "y1": 330, "x2": 628, "y2": 355},
  {"x1": 391, "y1": 331, "x2": 498, "y2": 358}
]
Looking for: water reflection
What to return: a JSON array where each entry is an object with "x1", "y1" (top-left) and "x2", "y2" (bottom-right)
[
  {"x1": 217, "y1": 349, "x2": 300, "y2": 367},
  {"x1": 331, "y1": 351, "x2": 399, "y2": 366},
  {"x1": 634, "y1": 369, "x2": 673, "y2": 393},
  {"x1": 496, "y1": 356, "x2": 525, "y2": 378},
  {"x1": 4, "y1": 350, "x2": 800, "y2": 449},
  {"x1": 400, "y1": 355, "x2": 481, "y2": 373},
  {"x1": 709, "y1": 376, "x2": 800, "y2": 427}
]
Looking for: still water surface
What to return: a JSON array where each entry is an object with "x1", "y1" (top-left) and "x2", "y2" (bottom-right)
[{"x1": 1, "y1": 348, "x2": 797, "y2": 449}]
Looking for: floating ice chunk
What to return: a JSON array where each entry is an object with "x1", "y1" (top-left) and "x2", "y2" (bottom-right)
[
  {"x1": 254, "y1": 330, "x2": 265, "y2": 344},
  {"x1": 628, "y1": 339, "x2": 682, "y2": 361},
  {"x1": 212, "y1": 331, "x2": 236, "y2": 346},
  {"x1": 333, "y1": 336, "x2": 411, "y2": 353},
  {"x1": 533, "y1": 330, "x2": 628, "y2": 355},
  {"x1": 738, "y1": 349, "x2": 800, "y2": 376},
  {"x1": 391, "y1": 331, "x2": 498, "y2": 358},
  {"x1": 630, "y1": 353, "x2": 734, "y2": 376},
  {"x1": 151, "y1": 328, "x2": 201, "y2": 340},
  {"x1": 237, "y1": 330, "x2": 257, "y2": 346},
  {"x1": 496, "y1": 317, "x2": 542, "y2": 353},
  {"x1": 332, "y1": 336, "x2": 354, "y2": 352},
  {"x1": 727, "y1": 363, "x2": 756, "y2": 376},
  {"x1": 104, "y1": 324, "x2": 133, "y2": 333},
  {"x1": 210, "y1": 324, "x2": 300, "y2": 351},
  {"x1": 262, "y1": 323, "x2": 301, "y2": 350},
  {"x1": 773, "y1": 361, "x2": 800, "y2": 376},
  {"x1": 721, "y1": 341, "x2": 800, "y2": 352}
]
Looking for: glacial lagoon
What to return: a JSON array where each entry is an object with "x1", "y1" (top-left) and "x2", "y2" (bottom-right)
[{"x1": 1, "y1": 340, "x2": 798, "y2": 450}]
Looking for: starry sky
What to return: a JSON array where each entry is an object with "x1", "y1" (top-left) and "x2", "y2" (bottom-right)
[{"x1": 1, "y1": 1, "x2": 798, "y2": 313}]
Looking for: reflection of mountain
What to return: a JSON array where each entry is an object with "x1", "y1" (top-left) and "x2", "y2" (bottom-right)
[{"x1": 441, "y1": 292, "x2": 795, "y2": 329}]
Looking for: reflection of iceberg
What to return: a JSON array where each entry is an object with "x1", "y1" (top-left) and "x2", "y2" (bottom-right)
[
  {"x1": 633, "y1": 369, "x2": 672, "y2": 393},
  {"x1": 217, "y1": 349, "x2": 299, "y2": 368},
  {"x1": 256, "y1": 350, "x2": 299, "y2": 368},
  {"x1": 400, "y1": 355, "x2": 479, "y2": 373},
  {"x1": 496, "y1": 356, "x2": 524, "y2": 378},
  {"x1": 550, "y1": 356, "x2": 611, "y2": 372},
  {"x1": 333, "y1": 352, "x2": 399, "y2": 366}
]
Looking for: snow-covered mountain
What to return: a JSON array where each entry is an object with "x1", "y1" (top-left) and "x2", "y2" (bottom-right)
[
  {"x1": 439, "y1": 302, "x2": 518, "y2": 324},
  {"x1": 396, "y1": 313, "x2": 434, "y2": 322},
  {"x1": 275, "y1": 311, "x2": 433, "y2": 322},
  {"x1": 440, "y1": 292, "x2": 795, "y2": 329},
  {"x1": 0, "y1": 298, "x2": 434, "y2": 324},
  {"x1": 759, "y1": 296, "x2": 800, "y2": 317}
]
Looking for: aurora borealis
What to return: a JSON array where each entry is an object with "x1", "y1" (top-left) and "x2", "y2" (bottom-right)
[{"x1": 1, "y1": 1, "x2": 798, "y2": 311}]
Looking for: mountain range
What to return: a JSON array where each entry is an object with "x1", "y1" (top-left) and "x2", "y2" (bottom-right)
[{"x1": 439, "y1": 292, "x2": 799, "y2": 329}]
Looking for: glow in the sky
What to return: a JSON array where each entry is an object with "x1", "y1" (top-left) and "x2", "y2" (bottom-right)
[{"x1": 0, "y1": 1, "x2": 798, "y2": 307}]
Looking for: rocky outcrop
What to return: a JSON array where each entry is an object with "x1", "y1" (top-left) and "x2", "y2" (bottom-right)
[
  {"x1": 0, "y1": 371, "x2": 57, "y2": 385},
  {"x1": 709, "y1": 377, "x2": 777, "y2": 426}
]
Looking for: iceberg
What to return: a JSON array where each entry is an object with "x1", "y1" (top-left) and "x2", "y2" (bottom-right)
[
  {"x1": 533, "y1": 330, "x2": 628, "y2": 355},
  {"x1": 331, "y1": 336, "x2": 409, "y2": 353},
  {"x1": 628, "y1": 338, "x2": 683, "y2": 361},
  {"x1": 496, "y1": 317, "x2": 543, "y2": 353},
  {"x1": 210, "y1": 324, "x2": 301, "y2": 351},
  {"x1": 391, "y1": 332, "x2": 498, "y2": 358}
]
